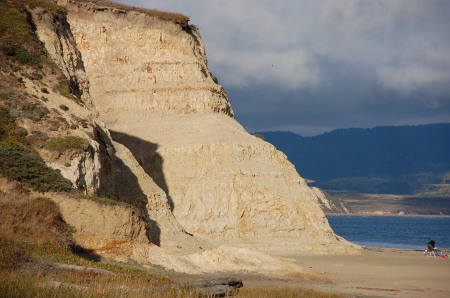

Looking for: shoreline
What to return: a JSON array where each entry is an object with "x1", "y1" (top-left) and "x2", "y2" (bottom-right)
[
  {"x1": 359, "y1": 245, "x2": 450, "y2": 252},
  {"x1": 353, "y1": 245, "x2": 450, "y2": 252},
  {"x1": 326, "y1": 213, "x2": 450, "y2": 218},
  {"x1": 325, "y1": 215, "x2": 450, "y2": 250}
]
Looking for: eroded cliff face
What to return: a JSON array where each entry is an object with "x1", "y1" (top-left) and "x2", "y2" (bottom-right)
[
  {"x1": 60, "y1": 0, "x2": 232, "y2": 117},
  {"x1": 45, "y1": 0, "x2": 356, "y2": 254},
  {"x1": 110, "y1": 114, "x2": 339, "y2": 251},
  {"x1": 20, "y1": 0, "x2": 360, "y2": 275}
]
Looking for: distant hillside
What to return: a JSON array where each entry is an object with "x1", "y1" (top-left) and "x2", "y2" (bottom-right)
[{"x1": 258, "y1": 124, "x2": 450, "y2": 195}]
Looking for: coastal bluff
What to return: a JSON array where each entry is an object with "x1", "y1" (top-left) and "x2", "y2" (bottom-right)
[{"x1": 7, "y1": 0, "x2": 359, "y2": 274}]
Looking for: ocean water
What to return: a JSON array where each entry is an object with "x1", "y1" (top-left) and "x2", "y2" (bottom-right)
[{"x1": 326, "y1": 215, "x2": 450, "y2": 250}]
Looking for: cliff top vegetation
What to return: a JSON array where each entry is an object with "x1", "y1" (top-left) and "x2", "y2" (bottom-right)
[{"x1": 75, "y1": 0, "x2": 191, "y2": 26}]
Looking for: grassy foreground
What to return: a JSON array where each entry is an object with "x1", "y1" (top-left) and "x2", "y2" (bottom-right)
[
  {"x1": 0, "y1": 238, "x2": 345, "y2": 298},
  {"x1": 0, "y1": 239, "x2": 192, "y2": 298}
]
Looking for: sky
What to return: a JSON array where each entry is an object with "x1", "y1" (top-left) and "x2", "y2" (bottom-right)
[{"x1": 116, "y1": 0, "x2": 450, "y2": 136}]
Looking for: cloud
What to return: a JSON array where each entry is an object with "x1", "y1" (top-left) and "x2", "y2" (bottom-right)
[
  {"x1": 377, "y1": 65, "x2": 450, "y2": 96},
  {"x1": 303, "y1": 0, "x2": 450, "y2": 97},
  {"x1": 208, "y1": 48, "x2": 320, "y2": 90}
]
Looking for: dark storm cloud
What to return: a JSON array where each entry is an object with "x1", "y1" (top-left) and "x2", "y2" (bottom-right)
[{"x1": 118, "y1": 0, "x2": 450, "y2": 135}]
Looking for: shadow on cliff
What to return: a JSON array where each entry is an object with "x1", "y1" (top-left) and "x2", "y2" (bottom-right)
[
  {"x1": 94, "y1": 126, "x2": 162, "y2": 246},
  {"x1": 109, "y1": 130, "x2": 175, "y2": 212}
]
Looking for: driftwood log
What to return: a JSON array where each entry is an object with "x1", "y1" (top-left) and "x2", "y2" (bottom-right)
[
  {"x1": 140, "y1": 277, "x2": 244, "y2": 297},
  {"x1": 187, "y1": 277, "x2": 244, "y2": 297}
]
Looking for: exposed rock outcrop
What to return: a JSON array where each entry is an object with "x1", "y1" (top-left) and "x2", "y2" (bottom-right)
[
  {"x1": 50, "y1": 193, "x2": 149, "y2": 248},
  {"x1": 312, "y1": 187, "x2": 351, "y2": 214},
  {"x1": 18, "y1": 0, "x2": 361, "y2": 275},
  {"x1": 60, "y1": 0, "x2": 232, "y2": 117},
  {"x1": 29, "y1": 6, "x2": 93, "y2": 107}
]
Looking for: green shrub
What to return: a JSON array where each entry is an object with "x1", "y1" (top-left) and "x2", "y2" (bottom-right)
[
  {"x1": 0, "y1": 147, "x2": 72, "y2": 192},
  {"x1": 8, "y1": 107, "x2": 19, "y2": 118},
  {"x1": 0, "y1": 91, "x2": 14, "y2": 101},
  {"x1": 9, "y1": 46, "x2": 42, "y2": 66},
  {"x1": 0, "y1": 104, "x2": 71, "y2": 192},
  {"x1": 66, "y1": 223, "x2": 77, "y2": 234},
  {"x1": 72, "y1": 116, "x2": 88, "y2": 128},
  {"x1": 59, "y1": 104, "x2": 69, "y2": 111},
  {"x1": 0, "y1": 106, "x2": 26, "y2": 148},
  {"x1": 22, "y1": 103, "x2": 49, "y2": 121},
  {"x1": 13, "y1": 127, "x2": 28, "y2": 138},
  {"x1": 0, "y1": 106, "x2": 15, "y2": 138},
  {"x1": 29, "y1": 71, "x2": 43, "y2": 81},
  {"x1": 25, "y1": 131, "x2": 49, "y2": 146},
  {"x1": 210, "y1": 73, "x2": 218, "y2": 84},
  {"x1": 46, "y1": 136, "x2": 89, "y2": 151},
  {"x1": 57, "y1": 81, "x2": 72, "y2": 99}
]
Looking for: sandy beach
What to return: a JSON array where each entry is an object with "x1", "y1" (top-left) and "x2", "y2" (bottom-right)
[
  {"x1": 168, "y1": 247, "x2": 450, "y2": 297},
  {"x1": 233, "y1": 247, "x2": 449, "y2": 297}
]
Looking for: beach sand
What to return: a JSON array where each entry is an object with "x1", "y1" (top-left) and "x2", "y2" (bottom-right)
[
  {"x1": 168, "y1": 247, "x2": 450, "y2": 297},
  {"x1": 238, "y1": 247, "x2": 450, "y2": 297}
]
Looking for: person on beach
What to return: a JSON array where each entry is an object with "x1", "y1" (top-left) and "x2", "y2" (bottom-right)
[{"x1": 427, "y1": 240, "x2": 437, "y2": 256}]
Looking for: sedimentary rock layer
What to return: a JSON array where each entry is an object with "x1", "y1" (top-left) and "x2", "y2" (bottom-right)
[{"x1": 50, "y1": 0, "x2": 355, "y2": 253}]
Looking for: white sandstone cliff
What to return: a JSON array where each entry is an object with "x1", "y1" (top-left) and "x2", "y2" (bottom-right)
[
  {"x1": 24, "y1": 0, "x2": 360, "y2": 275},
  {"x1": 52, "y1": 0, "x2": 355, "y2": 254}
]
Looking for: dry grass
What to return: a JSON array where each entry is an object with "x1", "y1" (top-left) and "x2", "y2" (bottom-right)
[
  {"x1": 77, "y1": 0, "x2": 190, "y2": 26},
  {"x1": 0, "y1": 190, "x2": 73, "y2": 247},
  {"x1": 0, "y1": 187, "x2": 192, "y2": 297},
  {"x1": 0, "y1": 239, "x2": 185, "y2": 298},
  {"x1": 46, "y1": 136, "x2": 90, "y2": 152}
]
